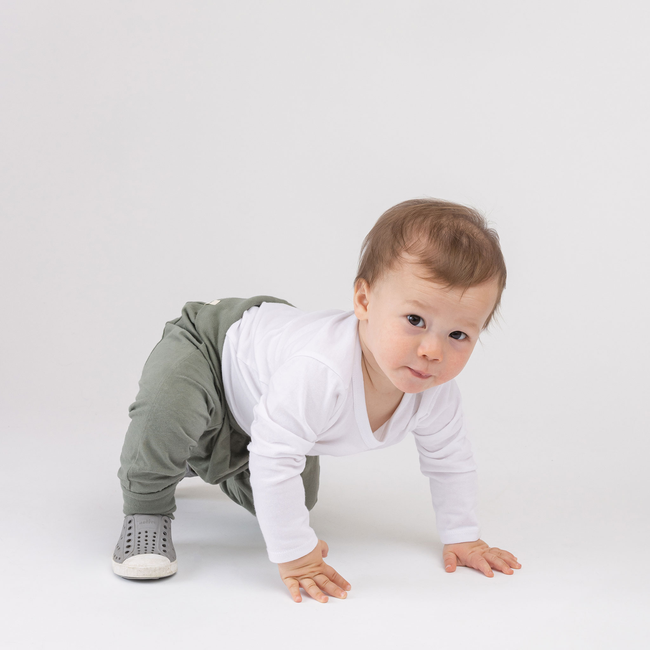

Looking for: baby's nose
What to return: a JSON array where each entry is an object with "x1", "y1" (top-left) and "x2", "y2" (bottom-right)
[{"x1": 420, "y1": 336, "x2": 443, "y2": 361}]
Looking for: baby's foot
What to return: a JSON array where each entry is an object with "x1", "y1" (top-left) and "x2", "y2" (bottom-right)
[{"x1": 112, "y1": 514, "x2": 177, "y2": 579}]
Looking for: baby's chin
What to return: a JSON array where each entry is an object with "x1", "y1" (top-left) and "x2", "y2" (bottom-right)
[{"x1": 403, "y1": 383, "x2": 437, "y2": 394}]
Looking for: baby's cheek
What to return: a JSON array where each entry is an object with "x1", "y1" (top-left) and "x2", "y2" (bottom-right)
[
  {"x1": 447, "y1": 354, "x2": 470, "y2": 381},
  {"x1": 384, "y1": 339, "x2": 406, "y2": 366},
  {"x1": 432, "y1": 373, "x2": 450, "y2": 387}
]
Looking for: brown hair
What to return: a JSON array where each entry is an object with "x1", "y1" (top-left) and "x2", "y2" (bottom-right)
[{"x1": 353, "y1": 198, "x2": 507, "y2": 329}]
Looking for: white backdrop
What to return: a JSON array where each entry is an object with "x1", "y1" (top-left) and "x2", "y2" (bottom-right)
[{"x1": 1, "y1": 1, "x2": 649, "y2": 649}]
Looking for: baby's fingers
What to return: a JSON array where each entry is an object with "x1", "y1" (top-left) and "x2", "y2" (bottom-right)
[
  {"x1": 283, "y1": 577, "x2": 303, "y2": 603},
  {"x1": 443, "y1": 551, "x2": 458, "y2": 573},
  {"x1": 323, "y1": 564, "x2": 352, "y2": 593},
  {"x1": 313, "y1": 573, "x2": 348, "y2": 600},
  {"x1": 485, "y1": 552, "x2": 515, "y2": 575},
  {"x1": 300, "y1": 577, "x2": 330, "y2": 603},
  {"x1": 495, "y1": 548, "x2": 522, "y2": 569},
  {"x1": 468, "y1": 554, "x2": 495, "y2": 577},
  {"x1": 487, "y1": 548, "x2": 522, "y2": 573}
]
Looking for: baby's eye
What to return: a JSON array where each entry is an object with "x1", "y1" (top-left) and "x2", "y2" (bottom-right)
[
  {"x1": 407, "y1": 315, "x2": 425, "y2": 328},
  {"x1": 449, "y1": 331, "x2": 467, "y2": 341}
]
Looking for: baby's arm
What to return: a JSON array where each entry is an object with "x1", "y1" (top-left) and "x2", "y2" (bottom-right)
[
  {"x1": 247, "y1": 357, "x2": 350, "y2": 600},
  {"x1": 443, "y1": 539, "x2": 521, "y2": 576},
  {"x1": 277, "y1": 539, "x2": 351, "y2": 603},
  {"x1": 412, "y1": 381, "x2": 522, "y2": 576}
]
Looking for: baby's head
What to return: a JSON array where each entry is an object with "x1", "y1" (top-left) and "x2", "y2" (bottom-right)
[{"x1": 352, "y1": 198, "x2": 507, "y2": 393}]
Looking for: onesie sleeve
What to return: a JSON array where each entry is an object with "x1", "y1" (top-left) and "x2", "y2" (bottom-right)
[
  {"x1": 247, "y1": 355, "x2": 344, "y2": 563},
  {"x1": 412, "y1": 380, "x2": 480, "y2": 545}
]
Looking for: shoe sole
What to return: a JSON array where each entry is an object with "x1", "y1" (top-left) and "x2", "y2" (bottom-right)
[{"x1": 112, "y1": 554, "x2": 178, "y2": 580}]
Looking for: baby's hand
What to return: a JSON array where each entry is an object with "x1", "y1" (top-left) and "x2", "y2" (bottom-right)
[
  {"x1": 277, "y1": 539, "x2": 351, "y2": 603},
  {"x1": 443, "y1": 539, "x2": 521, "y2": 577}
]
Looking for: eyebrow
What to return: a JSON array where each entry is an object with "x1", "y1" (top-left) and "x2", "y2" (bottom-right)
[{"x1": 407, "y1": 299, "x2": 430, "y2": 310}]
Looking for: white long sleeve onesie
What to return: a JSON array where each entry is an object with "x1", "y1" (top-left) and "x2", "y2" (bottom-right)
[{"x1": 220, "y1": 302, "x2": 480, "y2": 563}]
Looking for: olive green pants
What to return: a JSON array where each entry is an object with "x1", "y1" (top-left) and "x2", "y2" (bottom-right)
[{"x1": 117, "y1": 296, "x2": 320, "y2": 519}]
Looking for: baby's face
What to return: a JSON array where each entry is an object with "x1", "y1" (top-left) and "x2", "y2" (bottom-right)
[{"x1": 354, "y1": 259, "x2": 499, "y2": 394}]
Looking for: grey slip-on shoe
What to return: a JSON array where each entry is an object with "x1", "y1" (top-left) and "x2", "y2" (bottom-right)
[{"x1": 112, "y1": 514, "x2": 177, "y2": 580}]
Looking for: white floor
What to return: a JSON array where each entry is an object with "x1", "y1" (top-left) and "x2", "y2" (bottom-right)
[{"x1": 3, "y1": 421, "x2": 648, "y2": 650}]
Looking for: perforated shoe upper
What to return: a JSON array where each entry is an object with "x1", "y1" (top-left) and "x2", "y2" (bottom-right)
[{"x1": 113, "y1": 514, "x2": 176, "y2": 564}]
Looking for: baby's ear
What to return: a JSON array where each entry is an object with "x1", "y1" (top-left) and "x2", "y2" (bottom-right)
[
  {"x1": 353, "y1": 277, "x2": 368, "y2": 295},
  {"x1": 353, "y1": 279, "x2": 370, "y2": 312}
]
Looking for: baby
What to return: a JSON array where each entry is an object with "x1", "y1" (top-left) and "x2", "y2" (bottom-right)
[{"x1": 112, "y1": 197, "x2": 521, "y2": 602}]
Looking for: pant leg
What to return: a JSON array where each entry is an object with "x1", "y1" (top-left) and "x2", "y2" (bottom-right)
[
  {"x1": 218, "y1": 455, "x2": 320, "y2": 516},
  {"x1": 118, "y1": 340, "x2": 223, "y2": 518}
]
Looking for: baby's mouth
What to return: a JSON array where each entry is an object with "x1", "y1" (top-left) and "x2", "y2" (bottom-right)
[{"x1": 408, "y1": 367, "x2": 431, "y2": 379}]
